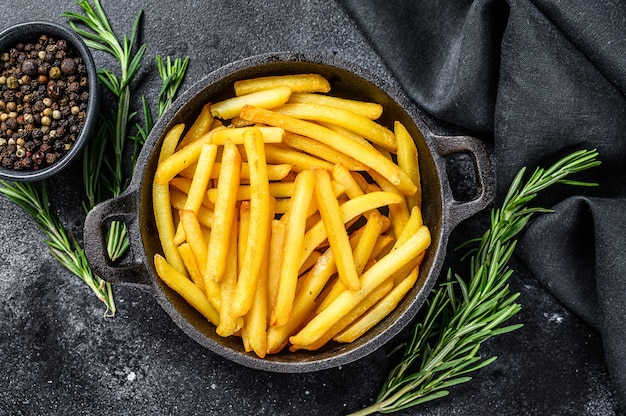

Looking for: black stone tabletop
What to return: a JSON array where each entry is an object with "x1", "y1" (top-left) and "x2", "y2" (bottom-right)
[{"x1": 0, "y1": 1, "x2": 623, "y2": 415}]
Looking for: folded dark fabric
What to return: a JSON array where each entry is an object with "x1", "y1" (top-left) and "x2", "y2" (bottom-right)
[{"x1": 339, "y1": 0, "x2": 626, "y2": 407}]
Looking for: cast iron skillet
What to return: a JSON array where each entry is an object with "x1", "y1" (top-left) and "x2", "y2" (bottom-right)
[{"x1": 83, "y1": 52, "x2": 495, "y2": 373}]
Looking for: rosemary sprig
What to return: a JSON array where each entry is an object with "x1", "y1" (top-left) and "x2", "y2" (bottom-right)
[
  {"x1": 0, "y1": 181, "x2": 115, "y2": 316},
  {"x1": 349, "y1": 149, "x2": 600, "y2": 415},
  {"x1": 64, "y1": 1, "x2": 189, "y2": 262}
]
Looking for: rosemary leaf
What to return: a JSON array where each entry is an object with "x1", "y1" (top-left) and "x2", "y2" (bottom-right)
[{"x1": 349, "y1": 149, "x2": 600, "y2": 416}]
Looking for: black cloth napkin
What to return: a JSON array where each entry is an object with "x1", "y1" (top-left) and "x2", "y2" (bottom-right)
[{"x1": 339, "y1": 0, "x2": 626, "y2": 407}]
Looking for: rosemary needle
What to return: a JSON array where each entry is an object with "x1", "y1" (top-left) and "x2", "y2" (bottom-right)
[{"x1": 349, "y1": 149, "x2": 600, "y2": 415}]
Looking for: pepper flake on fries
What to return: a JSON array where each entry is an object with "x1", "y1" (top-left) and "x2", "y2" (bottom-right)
[{"x1": 151, "y1": 73, "x2": 431, "y2": 358}]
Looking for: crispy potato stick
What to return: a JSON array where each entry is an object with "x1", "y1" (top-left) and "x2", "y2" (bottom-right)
[
  {"x1": 369, "y1": 170, "x2": 410, "y2": 239},
  {"x1": 234, "y1": 74, "x2": 331, "y2": 96},
  {"x1": 178, "y1": 209, "x2": 208, "y2": 271},
  {"x1": 169, "y1": 177, "x2": 214, "y2": 209},
  {"x1": 207, "y1": 181, "x2": 294, "y2": 203},
  {"x1": 288, "y1": 93, "x2": 383, "y2": 120},
  {"x1": 314, "y1": 169, "x2": 360, "y2": 291},
  {"x1": 230, "y1": 129, "x2": 271, "y2": 318},
  {"x1": 181, "y1": 162, "x2": 292, "y2": 181},
  {"x1": 318, "y1": 122, "x2": 374, "y2": 148},
  {"x1": 153, "y1": 124, "x2": 187, "y2": 274},
  {"x1": 154, "y1": 133, "x2": 214, "y2": 185},
  {"x1": 204, "y1": 140, "x2": 241, "y2": 283},
  {"x1": 300, "y1": 191, "x2": 404, "y2": 268},
  {"x1": 238, "y1": 201, "x2": 250, "y2": 273},
  {"x1": 316, "y1": 211, "x2": 384, "y2": 313},
  {"x1": 299, "y1": 250, "x2": 321, "y2": 275},
  {"x1": 335, "y1": 265, "x2": 420, "y2": 343},
  {"x1": 217, "y1": 216, "x2": 242, "y2": 337},
  {"x1": 331, "y1": 163, "x2": 365, "y2": 199},
  {"x1": 271, "y1": 169, "x2": 315, "y2": 327},
  {"x1": 392, "y1": 205, "x2": 424, "y2": 250},
  {"x1": 266, "y1": 246, "x2": 337, "y2": 354},
  {"x1": 265, "y1": 143, "x2": 335, "y2": 172},
  {"x1": 239, "y1": 106, "x2": 416, "y2": 195},
  {"x1": 290, "y1": 277, "x2": 393, "y2": 351},
  {"x1": 283, "y1": 132, "x2": 366, "y2": 171},
  {"x1": 174, "y1": 144, "x2": 217, "y2": 244},
  {"x1": 177, "y1": 243, "x2": 204, "y2": 291},
  {"x1": 154, "y1": 254, "x2": 219, "y2": 326},
  {"x1": 211, "y1": 86, "x2": 292, "y2": 120},
  {"x1": 277, "y1": 103, "x2": 397, "y2": 152},
  {"x1": 289, "y1": 225, "x2": 431, "y2": 346},
  {"x1": 210, "y1": 126, "x2": 284, "y2": 145},
  {"x1": 245, "y1": 199, "x2": 274, "y2": 358},
  {"x1": 395, "y1": 121, "x2": 422, "y2": 210},
  {"x1": 267, "y1": 219, "x2": 286, "y2": 319},
  {"x1": 176, "y1": 102, "x2": 214, "y2": 151},
  {"x1": 171, "y1": 189, "x2": 214, "y2": 229}
]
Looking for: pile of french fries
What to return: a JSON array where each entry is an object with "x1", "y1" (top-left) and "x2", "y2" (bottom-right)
[{"x1": 152, "y1": 73, "x2": 431, "y2": 358}]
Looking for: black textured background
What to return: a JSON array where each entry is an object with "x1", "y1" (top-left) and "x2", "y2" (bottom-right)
[{"x1": 0, "y1": 1, "x2": 622, "y2": 415}]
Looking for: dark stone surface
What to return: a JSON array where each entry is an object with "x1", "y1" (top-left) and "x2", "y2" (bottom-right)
[{"x1": 0, "y1": 1, "x2": 622, "y2": 415}]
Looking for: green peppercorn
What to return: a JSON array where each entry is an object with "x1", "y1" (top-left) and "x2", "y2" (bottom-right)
[
  {"x1": 6, "y1": 76, "x2": 18, "y2": 89},
  {"x1": 48, "y1": 66, "x2": 61, "y2": 79}
]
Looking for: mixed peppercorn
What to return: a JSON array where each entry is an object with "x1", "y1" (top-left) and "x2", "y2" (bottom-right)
[{"x1": 0, "y1": 33, "x2": 89, "y2": 171}]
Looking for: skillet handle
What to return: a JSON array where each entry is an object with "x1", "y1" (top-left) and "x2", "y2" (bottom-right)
[
  {"x1": 83, "y1": 189, "x2": 152, "y2": 288},
  {"x1": 432, "y1": 134, "x2": 496, "y2": 230}
]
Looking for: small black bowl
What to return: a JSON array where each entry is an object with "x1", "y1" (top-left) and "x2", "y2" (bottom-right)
[{"x1": 0, "y1": 21, "x2": 99, "y2": 182}]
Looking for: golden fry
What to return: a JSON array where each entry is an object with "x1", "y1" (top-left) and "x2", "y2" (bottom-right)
[
  {"x1": 271, "y1": 169, "x2": 315, "y2": 327},
  {"x1": 267, "y1": 219, "x2": 286, "y2": 320},
  {"x1": 216, "y1": 216, "x2": 242, "y2": 337},
  {"x1": 177, "y1": 243, "x2": 204, "y2": 291},
  {"x1": 210, "y1": 126, "x2": 285, "y2": 145},
  {"x1": 153, "y1": 123, "x2": 187, "y2": 275},
  {"x1": 174, "y1": 144, "x2": 217, "y2": 244},
  {"x1": 277, "y1": 103, "x2": 396, "y2": 152},
  {"x1": 395, "y1": 121, "x2": 422, "y2": 209},
  {"x1": 230, "y1": 128, "x2": 271, "y2": 318},
  {"x1": 288, "y1": 92, "x2": 383, "y2": 120},
  {"x1": 289, "y1": 225, "x2": 430, "y2": 346},
  {"x1": 204, "y1": 140, "x2": 241, "y2": 283},
  {"x1": 314, "y1": 168, "x2": 360, "y2": 291},
  {"x1": 265, "y1": 143, "x2": 335, "y2": 172},
  {"x1": 154, "y1": 254, "x2": 219, "y2": 326},
  {"x1": 335, "y1": 265, "x2": 420, "y2": 343},
  {"x1": 154, "y1": 133, "x2": 213, "y2": 185},
  {"x1": 283, "y1": 132, "x2": 366, "y2": 171},
  {"x1": 211, "y1": 86, "x2": 292, "y2": 120},
  {"x1": 176, "y1": 102, "x2": 214, "y2": 151},
  {"x1": 300, "y1": 191, "x2": 404, "y2": 268},
  {"x1": 207, "y1": 181, "x2": 294, "y2": 204},
  {"x1": 239, "y1": 105, "x2": 416, "y2": 195},
  {"x1": 234, "y1": 73, "x2": 330, "y2": 96}
]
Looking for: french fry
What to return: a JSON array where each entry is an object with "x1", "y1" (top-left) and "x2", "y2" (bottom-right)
[
  {"x1": 169, "y1": 177, "x2": 214, "y2": 210},
  {"x1": 395, "y1": 121, "x2": 422, "y2": 210},
  {"x1": 244, "y1": 198, "x2": 274, "y2": 358},
  {"x1": 271, "y1": 169, "x2": 315, "y2": 327},
  {"x1": 178, "y1": 209, "x2": 208, "y2": 271},
  {"x1": 230, "y1": 128, "x2": 271, "y2": 318},
  {"x1": 316, "y1": 211, "x2": 384, "y2": 313},
  {"x1": 234, "y1": 74, "x2": 331, "y2": 96},
  {"x1": 210, "y1": 126, "x2": 285, "y2": 145},
  {"x1": 277, "y1": 103, "x2": 397, "y2": 152},
  {"x1": 153, "y1": 123, "x2": 187, "y2": 275},
  {"x1": 300, "y1": 191, "x2": 404, "y2": 268},
  {"x1": 239, "y1": 105, "x2": 417, "y2": 196},
  {"x1": 211, "y1": 86, "x2": 292, "y2": 120},
  {"x1": 266, "y1": 245, "x2": 337, "y2": 354},
  {"x1": 177, "y1": 243, "x2": 204, "y2": 291},
  {"x1": 313, "y1": 168, "x2": 360, "y2": 291},
  {"x1": 335, "y1": 264, "x2": 420, "y2": 343},
  {"x1": 288, "y1": 92, "x2": 383, "y2": 120},
  {"x1": 173, "y1": 143, "x2": 217, "y2": 245},
  {"x1": 207, "y1": 181, "x2": 295, "y2": 203},
  {"x1": 289, "y1": 225, "x2": 431, "y2": 346},
  {"x1": 282, "y1": 132, "x2": 366, "y2": 171},
  {"x1": 290, "y1": 276, "x2": 393, "y2": 351},
  {"x1": 181, "y1": 162, "x2": 292, "y2": 182},
  {"x1": 154, "y1": 133, "x2": 213, "y2": 185},
  {"x1": 176, "y1": 102, "x2": 214, "y2": 151},
  {"x1": 216, "y1": 215, "x2": 242, "y2": 337},
  {"x1": 204, "y1": 140, "x2": 241, "y2": 283},
  {"x1": 154, "y1": 254, "x2": 219, "y2": 326},
  {"x1": 264, "y1": 143, "x2": 334, "y2": 172},
  {"x1": 267, "y1": 219, "x2": 286, "y2": 320},
  {"x1": 369, "y1": 169, "x2": 410, "y2": 239}
]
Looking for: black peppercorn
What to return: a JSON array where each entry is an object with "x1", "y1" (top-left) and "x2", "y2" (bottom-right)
[{"x1": 21, "y1": 59, "x2": 38, "y2": 76}]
